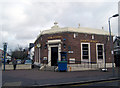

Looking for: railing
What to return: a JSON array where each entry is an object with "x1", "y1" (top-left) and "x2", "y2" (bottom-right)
[
  {"x1": 80, "y1": 61, "x2": 98, "y2": 69},
  {"x1": 40, "y1": 60, "x2": 58, "y2": 71},
  {"x1": 68, "y1": 60, "x2": 103, "y2": 69},
  {"x1": 43, "y1": 60, "x2": 51, "y2": 71},
  {"x1": 53, "y1": 63, "x2": 58, "y2": 72},
  {"x1": 40, "y1": 60, "x2": 104, "y2": 71}
]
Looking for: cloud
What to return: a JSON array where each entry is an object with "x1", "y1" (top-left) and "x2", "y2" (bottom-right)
[{"x1": 0, "y1": 1, "x2": 119, "y2": 50}]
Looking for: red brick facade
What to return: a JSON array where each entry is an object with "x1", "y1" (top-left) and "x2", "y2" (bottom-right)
[{"x1": 34, "y1": 32, "x2": 113, "y2": 64}]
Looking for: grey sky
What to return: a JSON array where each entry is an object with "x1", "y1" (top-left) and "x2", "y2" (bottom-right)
[{"x1": 0, "y1": 0, "x2": 119, "y2": 51}]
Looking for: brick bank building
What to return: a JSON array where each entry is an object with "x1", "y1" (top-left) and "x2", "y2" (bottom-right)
[{"x1": 34, "y1": 22, "x2": 113, "y2": 68}]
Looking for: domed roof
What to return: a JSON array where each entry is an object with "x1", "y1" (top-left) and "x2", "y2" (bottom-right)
[{"x1": 40, "y1": 22, "x2": 110, "y2": 36}]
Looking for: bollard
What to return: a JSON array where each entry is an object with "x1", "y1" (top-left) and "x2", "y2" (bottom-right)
[{"x1": 70, "y1": 66, "x2": 71, "y2": 72}]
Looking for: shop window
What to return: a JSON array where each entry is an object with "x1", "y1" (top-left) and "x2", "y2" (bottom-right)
[
  {"x1": 97, "y1": 45, "x2": 103, "y2": 59},
  {"x1": 108, "y1": 36, "x2": 109, "y2": 41},
  {"x1": 73, "y1": 33, "x2": 78, "y2": 38},
  {"x1": 117, "y1": 41, "x2": 120, "y2": 46},
  {"x1": 82, "y1": 44, "x2": 89, "y2": 59},
  {"x1": 92, "y1": 35, "x2": 94, "y2": 39}
]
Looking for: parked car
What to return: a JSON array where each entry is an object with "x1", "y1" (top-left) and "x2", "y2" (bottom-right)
[
  {"x1": 2, "y1": 58, "x2": 10, "y2": 63},
  {"x1": 25, "y1": 60, "x2": 32, "y2": 64},
  {"x1": 21, "y1": 60, "x2": 25, "y2": 64},
  {"x1": 16, "y1": 59, "x2": 21, "y2": 64}
]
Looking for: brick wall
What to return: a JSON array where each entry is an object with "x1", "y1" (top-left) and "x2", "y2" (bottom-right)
[{"x1": 34, "y1": 32, "x2": 113, "y2": 64}]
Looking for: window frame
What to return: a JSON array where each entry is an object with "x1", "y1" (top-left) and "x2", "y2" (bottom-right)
[
  {"x1": 96, "y1": 43, "x2": 105, "y2": 63},
  {"x1": 81, "y1": 43, "x2": 91, "y2": 62}
]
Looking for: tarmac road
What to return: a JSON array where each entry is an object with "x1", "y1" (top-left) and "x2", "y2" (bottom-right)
[
  {"x1": 0, "y1": 62, "x2": 2, "y2": 88},
  {"x1": 81, "y1": 79, "x2": 120, "y2": 86},
  {"x1": 43, "y1": 79, "x2": 120, "y2": 88},
  {"x1": 2, "y1": 67, "x2": 120, "y2": 87}
]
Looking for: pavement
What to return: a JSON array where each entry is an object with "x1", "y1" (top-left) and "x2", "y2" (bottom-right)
[
  {"x1": 2, "y1": 67, "x2": 120, "y2": 87},
  {"x1": 2, "y1": 64, "x2": 32, "y2": 70},
  {"x1": 0, "y1": 64, "x2": 2, "y2": 88}
]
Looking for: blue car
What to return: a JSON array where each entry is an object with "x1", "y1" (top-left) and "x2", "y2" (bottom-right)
[{"x1": 25, "y1": 60, "x2": 32, "y2": 64}]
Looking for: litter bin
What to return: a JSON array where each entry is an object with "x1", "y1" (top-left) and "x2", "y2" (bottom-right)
[{"x1": 58, "y1": 61, "x2": 67, "y2": 71}]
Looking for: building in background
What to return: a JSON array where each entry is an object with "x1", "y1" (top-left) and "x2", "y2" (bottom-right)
[
  {"x1": 118, "y1": 1, "x2": 120, "y2": 36},
  {"x1": 0, "y1": 49, "x2": 11, "y2": 62},
  {"x1": 113, "y1": 2, "x2": 120, "y2": 67},
  {"x1": 34, "y1": 22, "x2": 113, "y2": 69},
  {"x1": 0, "y1": 49, "x2": 4, "y2": 59},
  {"x1": 114, "y1": 36, "x2": 120, "y2": 67},
  {"x1": 28, "y1": 43, "x2": 34, "y2": 60}
]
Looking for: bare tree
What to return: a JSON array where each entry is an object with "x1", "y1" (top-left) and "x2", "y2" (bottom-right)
[{"x1": 11, "y1": 47, "x2": 28, "y2": 61}]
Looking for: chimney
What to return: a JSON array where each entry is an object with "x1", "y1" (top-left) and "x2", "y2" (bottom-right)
[
  {"x1": 51, "y1": 22, "x2": 59, "y2": 28},
  {"x1": 102, "y1": 27, "x2": 104, "y2": 30},
  {"x1": 78, "y1": 23, "x2": 80, "y2": 28}
]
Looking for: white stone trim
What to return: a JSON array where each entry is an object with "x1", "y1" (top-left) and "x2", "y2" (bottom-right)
[
  {"x1": 40, "y1": 27, "x2": 110, "y2": 36},
  {"x1": 58, "y1": 43, "x2": 61, "y2": 61},
  {"x1": 47, "y1": 40, "x2": 61, "y2": 66},
  {"x1": 47, "y1": 40, "x2": 61, "y2": 44},
  {"x1": 96, "y1": 43, "x2": 105, "y2": 64},
  {"x1": 39, "y1": 48, "x2": 41, "y2": 64},
  {"x1": 81, "y1": 42, "x2": 91, "y2": 62},
  {"x1": 35, "y1": 48, "x2": 37, "y2": 62},
  {"x1": 48, "y1": 44, "x2": 51, "y2": 66}
]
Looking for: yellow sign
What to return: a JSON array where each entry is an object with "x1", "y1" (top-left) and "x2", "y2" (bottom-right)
[
  {"x1": 35, "y1": 43, "x2": 41, "y2": 48},
  {"x1": 48, "y1": 36, "x2": 62, "y2": 39},
  {"x1": 35, "y1": 45, "x2": 37, "y2": 48},
  {"x1": 81, "y1": 40, "x2": 98, "y2": 43}
]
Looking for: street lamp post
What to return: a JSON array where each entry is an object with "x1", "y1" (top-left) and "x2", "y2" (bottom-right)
[
  {"x1": 108, "y1": 14, "x2": 119, "y2": 76},
  {"x1": 3, "y1": 42, "x2": 7, "y2": 71}
]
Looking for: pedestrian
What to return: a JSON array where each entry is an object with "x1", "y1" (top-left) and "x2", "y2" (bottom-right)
[
  {"x1": 7, "y1": 59, "x2": 10, "y2": 64},
  {"x1": 31, "y1": 60, "x2": 34, "y2": 69},
  {"x1": 12, "y1": 58, "x2": 17, "y2": 70}
]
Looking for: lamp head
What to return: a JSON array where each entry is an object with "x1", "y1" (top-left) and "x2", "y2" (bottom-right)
[{"x1": 112, "y1": 14, "x2": 119, "y2": 17}]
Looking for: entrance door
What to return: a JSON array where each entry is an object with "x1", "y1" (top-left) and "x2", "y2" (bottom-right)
[{"x1": 51, "y1": 47, "x2": 58, "y2": 66}]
